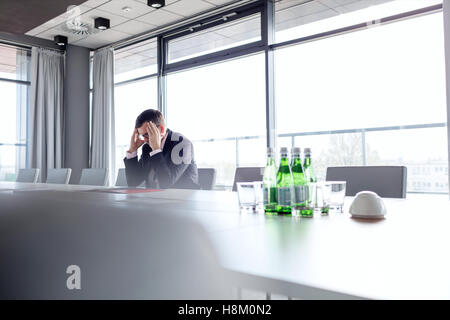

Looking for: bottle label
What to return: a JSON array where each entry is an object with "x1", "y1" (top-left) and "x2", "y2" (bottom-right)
[
  {"x1": 263, "y1": 186, "x2": 277, "y2": 205},
  {"x1": 294, "y1": 185, "x2": 308, "y2": 203},
  {"x1": 277, "y1": 187, "x2": 291, "y2": 206}
]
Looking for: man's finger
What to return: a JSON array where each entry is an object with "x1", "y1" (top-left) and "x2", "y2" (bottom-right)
[
  {"x1": 149, "y1": 122, "x2": 159, "y2": 135},
  {"x1": 146, "y1": 122, "x2": 153, "y2": 135}
]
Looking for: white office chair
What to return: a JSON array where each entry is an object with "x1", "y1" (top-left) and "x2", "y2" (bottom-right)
[
  {"x1": 16, "y1": 168, "x2": 40, "y2": 183},
  {"x1": 79, "y1": 168, "x2": 108, "y2": 186},
  {"x1": 46, "y1": 168, "x2": 72, "y2": 184}
]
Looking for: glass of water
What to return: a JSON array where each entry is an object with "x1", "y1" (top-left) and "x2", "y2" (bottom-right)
[
  {"x1": 328, "y1": 181, "x2": 347, "y2": 213},
  {"x1": 237, "y1": 182, "x2": 261, "y2": 212}
]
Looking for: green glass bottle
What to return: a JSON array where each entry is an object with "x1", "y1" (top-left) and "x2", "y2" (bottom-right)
[
  {"x1": 303, "y1": 148, "x2": 317, "y2": 183},
  {"x1": 276, "y1": 147, "x2": 294, "y2": 214},
  {"x1": 291, "y1": 147, "x2": 311, "y2": 217},
  {"x1": 303, "y1": 148, "x2": 317, "y2": 216},
  {"x1": 263, "y1": 147, "x2": 277, "y2": 214}
]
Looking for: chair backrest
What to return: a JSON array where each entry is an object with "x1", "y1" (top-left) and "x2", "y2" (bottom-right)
[
  {"x1": 79, "y1": 168, "x2": 108, "y2": 186},
  {"x1": 115, "y1": 168, "x2": 127, "y2": 187},
  {"x1": 16, "y1": 169, "x2": 40, "y2": 183},
  {"x1": 232, "y1": 167, "x2": 264, "y2": 192},
  {"x1": 326, "y1": 166, "x2": 407, "y2": 198},
  {"x1": 46, "y1": 168, "x2": 72, "y2": 184},
  {"x1": 0, "y1": 192, "x2": 231, "y2": 299},
  {"x1": 197, "y1": 168, "x2": 216, "y2": 190}
]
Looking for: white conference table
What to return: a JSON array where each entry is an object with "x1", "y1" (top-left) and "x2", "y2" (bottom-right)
[{"x1": 1, "y1": 181, "x2": 450, "y2": 299}]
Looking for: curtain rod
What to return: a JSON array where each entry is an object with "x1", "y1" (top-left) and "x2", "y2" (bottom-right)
[{"x1": 95, "y1": 0, "x2": 260, "y2": 52}]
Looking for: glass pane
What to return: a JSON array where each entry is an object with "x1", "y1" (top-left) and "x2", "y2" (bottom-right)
[
  {"x1": 194, "y1": 140, "x2": 236, "y2": 187},
  {"x1": 238, "y1": 137, "x2": 266, "y2": 167},
  {"x1": 114, "y1": 78, "x2": 158, "y2": 171},
  {"x1": 275, "y1": 10, "x2": 447, "y2": 194},
  {"x1": 0, "y1": 81, "x2": 28, "y2": 144},
  {"x1": 168, "y1": 13, "x2": 261, "y2": 64},
  {"x1": 275, "y1": 0, "x2": 442, "y2": 43},
  {"x1": 114, "y1": 39, "x2": 157, "y2": 83},
  {"x1": 0, "y1": 44, "x2": 30, "y2": 81},
  {"x1": 291, "y1": 133, "x2": 364, "y2": 181},
  {"x1": 365, "y1": 127, "x2": 448, "y2": 194},
  {"x1": 275, "y1": 12, "x2": 446, "y2": 134},
  {"x1": 0, "y1": 145, "x2": 26, "y2": 181},
  {"x1": 167, "y1": 53, "x2": 266, "y2": 187}
]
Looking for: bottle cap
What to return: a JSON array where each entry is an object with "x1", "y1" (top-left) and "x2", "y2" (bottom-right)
[
  {"x1": 304, "y1": 148, "x2": 311, "y2": 154},
  {"x1": 292, "y1": 147, "x2": 301, "y2": 154},
  {"x1": 280, "y1": 147, "x2": 288, "y2": 154},
  {"x1": 267, "y1": 147, "x2": 273, "y2": 154}
]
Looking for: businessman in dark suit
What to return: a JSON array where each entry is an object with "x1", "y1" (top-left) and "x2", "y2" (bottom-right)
[{"x1": 124, "y1": 109, "x2": 199, "y2": 189}]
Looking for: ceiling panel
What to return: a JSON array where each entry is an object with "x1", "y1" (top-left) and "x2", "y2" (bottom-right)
[
  {"x1": 98, "y1": 0, "x2": 156, "y2": 19},
  {"x1": 164, "y1": 0, "x2": 216, "y2": 17},
  {"x1": 135, "y1": 8, "x2": 184, "y2": 26},
  {"x1": 82, "y1": 0, "x2": 111, "y2": 8},
  {"x1": 112, "y1": 20, "x2": 157, "y2": 35},
  {"x1": 26, "y1": 16, "x2": 68, "y2": 36},
  {"x1": 79, "y1": 8, "x2": 129, "y2": 28}
]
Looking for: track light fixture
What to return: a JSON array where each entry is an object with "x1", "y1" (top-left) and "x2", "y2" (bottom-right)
[
  {"x1": 94, "y1": 17, "x2": 110, "y2": 30},
  {"x1": 54, "y1": 35, "x2": 68, "y2": 48},
  {"x1": 148, "y1": 0, "x2": 165, "y2": 9}
]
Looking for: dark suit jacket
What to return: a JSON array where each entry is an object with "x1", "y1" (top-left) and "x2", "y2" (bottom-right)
[{"x1": 124, "y1": 129, "x2": 200, "y2": 189}]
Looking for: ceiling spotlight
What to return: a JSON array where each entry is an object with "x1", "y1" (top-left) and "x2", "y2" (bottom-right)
[
  {"x1": 122, "y1": 6, "x2": 132, "y2": 12},
  {"x1": 94, "y1": 17, "x2": 110, "y2": 30},
  {"x1": 148, "y1": 0, "x2": 165, "y2": 9},
  {"x1": 54, "y1": 35, "x2": 68, "y2": 47}
]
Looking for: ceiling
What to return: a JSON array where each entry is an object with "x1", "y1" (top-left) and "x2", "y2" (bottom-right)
[
  {"x1": 25, "y1": 0, "x2": 239, "y2": 49},
  {"x1": 0, "y1": 0, "x2": 86, "y2": 35},
  {"x1": 22, "y1": 0, "x2": 398, "y2": 51}
]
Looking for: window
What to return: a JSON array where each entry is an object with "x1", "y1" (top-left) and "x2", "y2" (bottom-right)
[
  {"x1": 114, "y1": 39, "x2": 158, "y2": 176},
  {"x1": 275, "y1": 0, "x2": 442, "y2": 43},
  {"x1": 167, "y1": 53, "x2": 266, "y2": 188},
  {"x1": 275, "y1": 6, "x2": 447, "y2": 193},
  {"x1": 167, "y1": 13, "x2": 261, "y2": 64},
  {"x1": 114, "y1": 40, "x2": 157, "y2": 83},
  {"x1": 0, "y1": 44, "x2": 30, "y2": 181}
]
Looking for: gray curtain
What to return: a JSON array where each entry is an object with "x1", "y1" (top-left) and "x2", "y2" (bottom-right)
[
  {"x1": 29, "y1": 47, "x2": 65, "y2": 182},
  {"x1": 91, "y1": 47, "x2": 115, "y2": 186}
]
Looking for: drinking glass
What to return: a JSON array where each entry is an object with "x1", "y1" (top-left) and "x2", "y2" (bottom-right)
[
  {"x1": 237, "y1": 182, "x2": 261, "y2": 212},
  {"x1": 317, "y1": 182, "x2": 332, "y2": 216},
  {"x1": 328, "y1": 181, "x2": 347, "y2": 213}
]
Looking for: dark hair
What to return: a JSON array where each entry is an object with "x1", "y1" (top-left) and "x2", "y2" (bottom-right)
[{"x1": 135, "y1": 109, "x2": 165, "y2": 128}]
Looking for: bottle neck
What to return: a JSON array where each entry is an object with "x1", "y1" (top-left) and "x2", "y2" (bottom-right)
[
  {"x1": 304, "y1": 157, "x2": 312, "y2": 167},
  {"x1": 291, "y1": 154, "x2": 301, "y2": 161},
  {"x1": 280, "y1": 155, "x2": 289, "y2": 166},
  {"x1": 266, "y1": 155, "x2": 276, "y2": 166}
]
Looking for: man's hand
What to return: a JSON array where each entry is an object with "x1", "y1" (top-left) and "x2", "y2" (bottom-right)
[
  {"x1": 146, "y1": 121, "x2": 161, "y2": 151},
  {"x1": 127, "y1": 128, "x2": 144, "y2": 153}
]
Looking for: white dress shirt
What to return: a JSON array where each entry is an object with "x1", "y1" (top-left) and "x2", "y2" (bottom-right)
[{"x1": 126, "y1": 131, "x2": 168, "y2": 159}]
